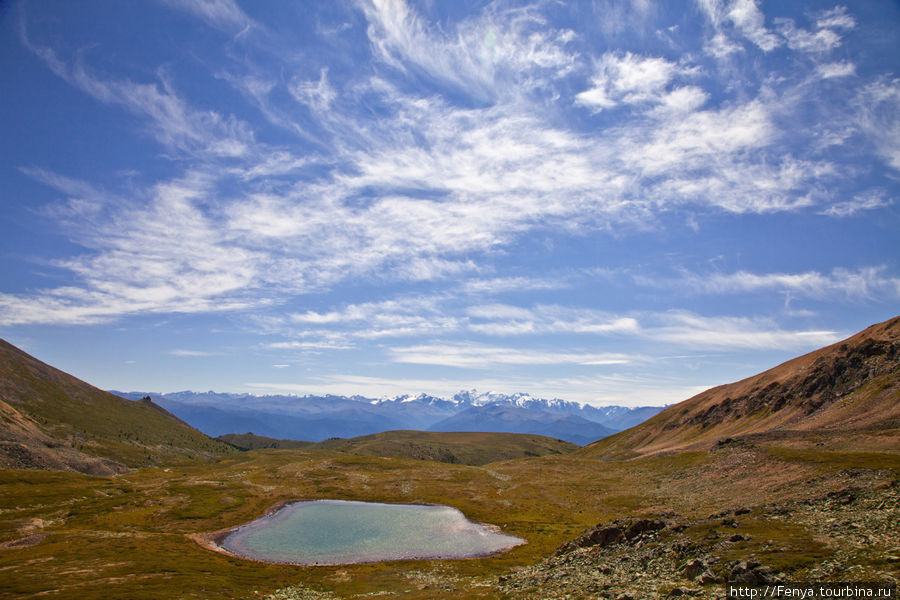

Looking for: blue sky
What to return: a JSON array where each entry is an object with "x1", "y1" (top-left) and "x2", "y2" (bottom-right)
[{"x1": 1, "y1": 0, "x2": 898, "y2": 406}]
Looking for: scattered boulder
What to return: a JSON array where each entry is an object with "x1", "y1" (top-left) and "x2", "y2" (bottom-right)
[
  {"x1": 729, "y1": 560, "x2": 779, "y2": 584},
  {"x1": 626, "y1": 519, "x2": 667, "y2": 539},
  {"x1": 556, "y1": 518, "x2": 668, "y2": 554},
  {"x1": 680, "y1": 558, "x2": 708, "y2": 580},
  {"x1": 694, "y1": 569, "x2": 717, "y2": 585},
  {"x1": 667, "y1": 587, "x2": 701, "y2": 597}
]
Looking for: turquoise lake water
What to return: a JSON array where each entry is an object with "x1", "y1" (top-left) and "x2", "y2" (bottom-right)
[{"x1": 221, "y1": 500, "x2": 525, "y2": 565}]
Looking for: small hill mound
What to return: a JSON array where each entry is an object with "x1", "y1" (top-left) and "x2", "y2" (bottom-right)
[
  {"x1": 312, "y1": 430, "x2": 579, "y2": 465},
  {"x1": 216, "y1": 432, "x2": 313, "y2": 450},
  {"x1": 580, "y1": 316, "x2": 900, "y2": 460},
  {"x1": 0, "y1": 339, "x2": 234, "y2": 474}
]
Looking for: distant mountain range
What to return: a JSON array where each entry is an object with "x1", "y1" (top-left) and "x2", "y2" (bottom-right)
[{"x1": 110, "y1": 388, "x2": 664, "y2": 446}]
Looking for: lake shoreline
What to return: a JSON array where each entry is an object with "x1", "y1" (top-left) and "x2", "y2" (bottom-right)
[
  {"x1": 191, "y1": 498, "x2": 526, "y2": 566},
  {"x1": 188, "y1": 497, "x2": 299, "y2": 561}
]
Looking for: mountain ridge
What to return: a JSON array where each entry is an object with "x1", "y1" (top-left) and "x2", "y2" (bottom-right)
[
  {"x1": 579, "y1": 315, "x2": 900, "y2": 460},
  {"x1": 0, "y1": 338, "x2": 234, "y2": 474}
]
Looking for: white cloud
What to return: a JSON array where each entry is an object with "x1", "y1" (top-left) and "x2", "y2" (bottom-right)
[
  {"x1": 639, "y1": 266, "x2": 900, "y2": 302},
  {"x1": 360, "y1": 0, "x2": 576, "y2": 100},
  {"x1": 776, "y1": 19, "x2": 842, "y2": 53},
  {"x1": 726, "y1": 0, "x2": 780, "y2": 51},
  {"x1": 290, "y1": 68, "x2": 337, "y2": 112},
  {"x1": 695, "y1": 0, "x2": 780, "y2": 54},
  {"x1": 656, "y1": 85, "x2": 710, "y2": 114},
  {"x1": 460, "y1": 276, "x2": 569, "y2": 295},
  {"x1": 266, "y1": 340, "x2": 355, "y2": 351},
  {"x1": 628, "y1": 101, "x2": 775, "y2": 176},
  {"x1": 8, "y1": 1, "x2": 889, "y2": 330},
  {"x1": 159, "y1": 0, "x2": 254, "y2": 33},
  {"x1": 0, "y1": 171, "x2": 266, "y2": 326},
  {"x1": 170, "y1": 349, "x2": 219, "y2": 357},
  {"x1": 389, "y1": 343, "x2": 635, "y2": 368},
  {"x1": 820, "y1": 191, "x2": 892, "y2": 217},
  {"x1": 854, "y1": 78, "x2": 900, "y2": 171},
  {"x1": 467, "y1": 304, "x2": 534, "y2": 321},
  {"x1": 467, "y1": 304, "x2": 640, "y2": 337},
  {"x1": 24, "y1": 40, "x2": 253, "y2": 158},
  {"x1": 816, "y1": 6, "x2": 856, "y2": 31},
  {"x1": 817, "y1": 61, "x2": 855, "y2": 79},
  {"x1": 280, "y1": 296, "x2": 462, "y2": 342},
  {"x1": 643, "y1": 312, "x2": 840, "y2": 350},
  {"x1": 575, "y1": 52, "x2": 690, "y2": 111}
]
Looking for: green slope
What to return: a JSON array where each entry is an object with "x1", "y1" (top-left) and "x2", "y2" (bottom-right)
[
  {"x1": 0, "y1": 338, "x2": 234, "y2": 473},
  {"x1": 311, "y1": 429, "x2": 579, "y2": 465},
  {"x1": 216, "y1": 432, "x2": 314, "y2": 450}
]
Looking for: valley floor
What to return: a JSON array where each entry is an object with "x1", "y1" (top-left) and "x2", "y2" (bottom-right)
[{"x1": 1, "y1": 434, "x2": 898, "y2": 599}]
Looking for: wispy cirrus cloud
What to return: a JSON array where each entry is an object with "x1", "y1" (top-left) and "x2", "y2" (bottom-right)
[
  {"x1": 467, "y1": 304, "x2": 640, "y2": 337},
  {"x1": 776, "y1": 5, "x2": 855, "y2": 54},
  {"x1": 170, "y1": 349, "x2": 220, "y2": 357},
  {"x1": 695, "y1": 0, "x2": 780, "y2": 54},
  {"x1": 22, "y1": 39, "x2": 253, "y2": 158},
  {"x1": 7, "y1": 0, "x2": 897, "y2": 332},
  {"x1": 820, "y1": 190, "x2": 892, "y2": 218},
  {"x1": 265, "y1": 295, "x2": 463, "y2": 345},
  {"x1": 575, "y1": 52, "x2": 698, "y2": 112},
  {"x1": 389, "y1": 342, "x2": 635, "y2": 369},
  {"x1": 459, "y1": 276, "x2": 569, "y2": 295},
  {"x1": 817, "y1": 61, "x2": 855, "y2": 80},
  {"x1": 642, "y1": 312, "x2": 840, "y2": 350},
  {"x1": 159, "y1": 0, "x2": 255, "y2": 34},
  {"x1": 854, "y1": 78, "x2": 900, "y2": 171},
  {"x1": 360, "y1": 0, "x2": 576, "y2": 99},
  {"x1": 0, "y1": 170, "x2": 265, "y2": 326},
  {"x1": 638, "y1": 266, "x2": 900, "y2": 302}
]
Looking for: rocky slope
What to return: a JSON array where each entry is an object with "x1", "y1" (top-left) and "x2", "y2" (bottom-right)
[
  {"x1": 581, "y1": 316, "x2": 900, "y2": 459},
  {"x1": 500, "y1": 480, "x2": 899, "y2": 599}
]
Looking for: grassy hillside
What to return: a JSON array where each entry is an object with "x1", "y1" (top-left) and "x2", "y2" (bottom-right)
[
  {"x1": 311, "y1": 430, "x2": 579, "y2": 465},
  {"x1": 0, "y1": 437, "x2": 896, "y2": 599},
  {"x1": 0, "y1": 339, "x2": 234, "y2": 473},
  {"x1": 217, "y1": 432, "x2": 314, "y2": 450},
  {"x1": 580, "y1": 316, "x2": 900, "y2": 460}
]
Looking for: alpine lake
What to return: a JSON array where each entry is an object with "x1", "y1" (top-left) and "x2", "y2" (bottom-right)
[{"x1": 220, "y1": 499, "x2": 525, "y2": 565}]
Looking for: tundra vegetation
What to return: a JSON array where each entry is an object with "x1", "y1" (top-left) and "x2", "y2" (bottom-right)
[{"x1": 1, "y1": 318, "x2": 898, "y2": 598}]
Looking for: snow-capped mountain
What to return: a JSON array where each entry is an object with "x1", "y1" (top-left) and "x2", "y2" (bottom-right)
[{"x1": 111, "y1": 388, "x2": 664, "y2": 445}]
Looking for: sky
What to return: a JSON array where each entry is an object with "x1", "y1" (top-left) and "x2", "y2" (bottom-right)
[{"x1": 0, "y1": 0, "x2": 898, "y2": 407}]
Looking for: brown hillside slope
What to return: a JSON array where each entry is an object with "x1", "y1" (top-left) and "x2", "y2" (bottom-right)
[
  {"x1": 0, "y1": 339, "x2": 234, "y2": 474},
  {"x1": 580, "y1": 315, "x2": 900, "y2": 460}
]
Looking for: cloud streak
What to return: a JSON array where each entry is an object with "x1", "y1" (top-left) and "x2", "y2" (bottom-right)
[{"x1": 389, "y1": 343, "x2": 635, "y2": 369}]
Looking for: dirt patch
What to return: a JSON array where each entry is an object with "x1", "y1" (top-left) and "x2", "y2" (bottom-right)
[{"x1": 0, "y1": 532, "x2": 48, "y2": 549}]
